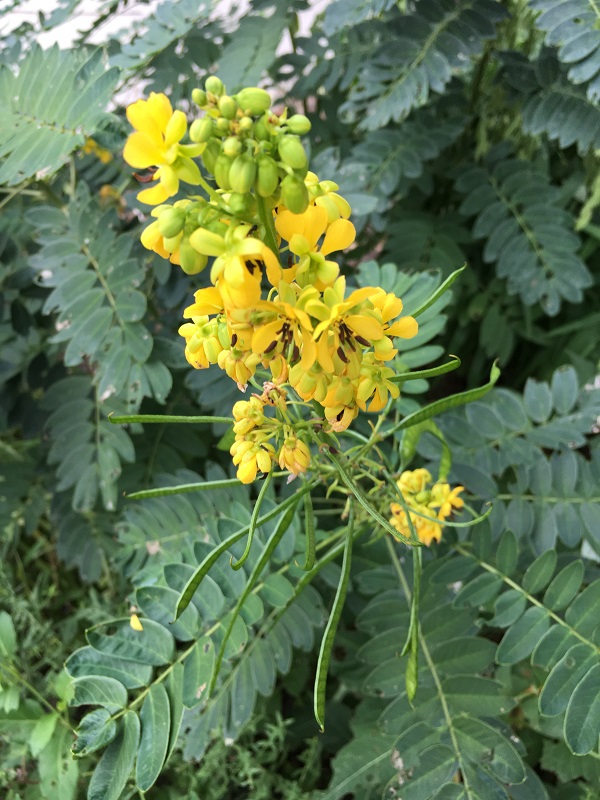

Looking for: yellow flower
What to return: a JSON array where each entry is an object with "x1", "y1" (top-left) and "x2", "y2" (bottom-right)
[
  {"x1": 324, "y1": 401, "x2": 359, "y2": 432},
  {"x1": 82, "y1": 137, "x2": 112, "y2": 164},
  {"x1": 250, "y1": 282, "x2": 316, "y2": 369},
  {"x1": 123, "y1": 92, "x2": 205, "y2": 204},
  {"x1": 274, "y1": 205, "x2": 355, "y2": 290},
  {"x1": 178, "y1": 316, "x2": 228, "y2": 369},
  {"x1": 309, "y1": 277, "x2": 383, "y2": 373},
  {"x1": 278, "y1": 429, "x2": 310, "y2": 476},
  {"x1": 430, "y1": 483, "x2": 464, "y2": 519},
  {"x1": 356, "y1": 354, "x2": 400, "y2": 412},
  {"x1": 397, "y1": 469, "x2": 432, "y2": 497},
  {"x1": 305, "y1": 172, "x2": 352, "y2": 222},
  {"x1": 218, "y1": 348, "x2": 261, "y2": 390},
  {"x1": 231, "y1": 435, "x2": 275, "y2": 484},
  {"x1": 369, "y1": 289, "x2": 419, "y2": 360},
  {"x1": 189, "y1": 224, "x2": 281, "y2": 308},
  {"x1": 288, "y1": 361, "x2": 331, "y2": 403},
  {"x1": 232, "y1": 397, "x2": 266, "y2": 436},
  {"x1": 389, "y1": 502, "x2": 443, "y2": 546}
]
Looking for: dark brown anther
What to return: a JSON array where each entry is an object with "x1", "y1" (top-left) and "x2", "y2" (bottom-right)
[
  {"x1": 264, "y1": 340, "x2": 278, "y2": 354},
  {"x1": 133, "y1": 167, "x2": 158, "y2": 183},
  {"x1": 355, "y1": 335, "x2": 370, "y2": 347},
  {"x1": 288, "y1": 255, "x2": 293, "y2": 268},
  {"x1": 337, "y1": 346, "x2": 349, "y2": 363},
  {"x1": 231, "y1": 333, "x2": 238, "y2": 346},
  {"x1": 292, "y1": 344, "x2": 300, "y2": 362}
]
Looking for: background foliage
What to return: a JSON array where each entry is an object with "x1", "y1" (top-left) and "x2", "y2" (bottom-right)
[{"x1": 0, "y1": 1, "x2": 599, "y2": 798}]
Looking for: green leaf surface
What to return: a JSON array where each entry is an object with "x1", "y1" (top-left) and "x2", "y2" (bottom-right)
[
  {"x1": 87, "y1": 618, "x2": 175, "y2": 666},
  {"x1": 38, "y1": 725, "x2": 79, "y2": 800},
  {"x1": 543, "y1": 561, "x2": 584, "y2": 611},
  {"x1": 522, "y1": 550, "x2": 557, "y2": 594},
  {"x1": 70, "y1": 676, "x2": 128, "y2": 714},
  {"x1": 88, "y1": 711, "x2": 140, "y2": 800},
  {"x1": 136, "y1": 683, "x2": 171, "y2": 792},
  {"x1": 496, "y1": 606, "x2": 550, "y2": 664},
  {"x1": 539, "y1": 644, "x2": 599, "y2": 717},
  {"x1": 72, "y1": 708, "x2": 117, "y2": 756}
]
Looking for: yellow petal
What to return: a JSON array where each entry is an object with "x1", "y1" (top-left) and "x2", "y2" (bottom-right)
[
  {"x1": 252, "y1": 320, "x2": 282, "y2": 354},
  {"x1": 130, "y1": 614, "x2": 144, "y2": 631},
  {"x1": 321, "y1": 218, "x2": 355, "y2": 256},
  {"x1": 299, "y1": 334, "x2": 317, "y2": 370},
  {"x1": 316, "y1": 333, "x2": 335, "y2": 373},
  {"x1": 126, "y1": 100, "x2": 163, "y2": 141},
  {"x1": 303, "y1": 205, "x2": 328, "y2": 249},
  {"x1": 123, "y1": 131, "x2": 165, "y2": 169},
  {"x1": 147, "y1": 92, "x2": 173, "y2": 130},
  {"x1": 386, "y1": 316, "x2": 418, "y2": 339},
  {"x1": 165, "y1": 109, "x2": 187, "y2": 146},
  {"x1": 346, "y1": 314, "x2": 383, "y2": 341},
  {"x1": 275, "y1": 209, "x2": 301, "y2": 243},
  {"x1": 137, "y1": 181, "x2": 173, "y2": 205},
  {"x1": 189, "y1": 228, "x2": 226, "y2": 256}
]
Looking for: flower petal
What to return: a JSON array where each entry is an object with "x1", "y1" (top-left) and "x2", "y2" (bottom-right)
[
  {"x1": 386, "y1": 316, "x2": 418, "y2": 339},
  {"x1": 137, "y1": 181, "x2": 173, "y2": 205},
  {"x1": 123, "y1": 132, "x2": 165, "y2": 169},
  {"x1": 321, "y1": 218, "x2": 355, "y2": 255}
]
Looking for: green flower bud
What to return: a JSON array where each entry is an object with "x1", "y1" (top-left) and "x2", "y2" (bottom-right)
[
  {"x1": 255, "y1": 154, "x2": 279, "y2": 198},
  {"x1": 190, "y1": 117, "x2": 214, "y2": 143},
  {"x1": 286, "y1": 114, "x2": 311, "y2": 135},
  {"x1": 238, "y1": 116, "x2": 253, "y2": 132},
  {"x1": 191, "y1": 88, "x2": 207, "y2": 106},
  {"x1": 218, "y1": 95, "x2": 238, "y2": 120},
  {"x1": 162, "y1": 232, "x2": 183, "y2": 252},
  {"x1": 293, "y1": 164, "x2": 309, "y2": 180},
  {"x1": 228, "y1": 192, "x2": 254, "y2": 215},
  {"x1": 223, "y1": 136, "x2": 242, "y2": 157},
  {"x1": 157, "y1": 207, "x2": 186, "y2": 238},
  {"x1": 180, "y1": 241, "x2": 208, "y2": 275},
  {"x1": 277, "y1": 135, "x2": 307, "y2": 170},
  {"x1": 234, "y1": 87, "x2": 271, "y2": 116},
  {"x1": 280, "y1": 174, "x2": 309, "y2": 214},
  {"x1": 201, "y1": 139, "x2": 220, "y2": 174},
  {"x1": 214, "y1": 153, "x2": 234, "y2": 190},
  {"x1": 205, "y1": 76, "x2": 224, "y2": 97},
  {"x1": 229, "y1": 153, "x2": 257, "y2": 194}
]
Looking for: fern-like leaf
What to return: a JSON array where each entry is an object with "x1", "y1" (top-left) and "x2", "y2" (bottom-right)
[{"x1": 0, "y1": 46, "x2": 118, "y2": 185}]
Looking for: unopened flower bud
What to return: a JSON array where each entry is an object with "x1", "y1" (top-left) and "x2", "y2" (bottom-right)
[
  {"x1": 234, "y1": 87, "x2": 271, "y2": 116},
  {"x1": 205, "y1": 76, "x2": 224, "y2": 97},
  {"x1": 286, "y1": 114, "x2": 311, "y2": 135},
  {"x1": 216, "y1": 117, "x2": 230, "y2": 134},
  {"x1": 190, "y1": 117, "x2": 214, "y2": 143},
  {"x1": 255, "y1": 155, "x2": 279, "y2": 197},
  {"x1": 218, "y1": 95, "x2": 238, "y2": 120},
  {"x1": 277, "y1": 135, "x2": 307, "y2": 170},
  {"x1": 280, "y1": 174, "x2": 309, "y2": 214},
  {"x1": 180, "y1": 241, "x2": 208, "y2": 275},
  {"x1": 223, "y1": 136, "x2": 242, "y2": 157},
  {"x1": 201, "y1": 139, "x2": 220, "y2": 173},
  {"x1": 229, "y1": 152, "x2": 257, "y2": 194},
  {"x1": 156, "y1": 207, "x2": 186, "y2": 238},
  {"x1": 214, "y1": 153, "x2": 233, "y2": 190},
  {"x1": 192, "y1": 88, "x2": 207, "y2": 106},
  {"x1": 238, "y1": 116, "x2": 253, "y2": 131}
]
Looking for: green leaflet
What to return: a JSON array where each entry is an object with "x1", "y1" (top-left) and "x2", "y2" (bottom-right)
[{"x1": 314, "y1": 505, "x2": 354, "y2": 731}]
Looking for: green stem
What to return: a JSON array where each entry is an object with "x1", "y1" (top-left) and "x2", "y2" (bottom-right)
[{"x1": 256, "y1": 195, "x2": 279, "y2": 257}]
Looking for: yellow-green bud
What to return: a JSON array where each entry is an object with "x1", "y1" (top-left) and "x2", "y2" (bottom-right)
[
  {"x1": 253, "y1": 115, "x2": 273, "y2": 141},
  {"x1": 201, "y1": 139, "x2": 220, "y2": 174},
  {"x1": 214, "y1": 153, "x2": 233, "y2": 190},
  {"x1": 223, "y1": 136, "x2": 242, "y2": 157},
  {"x1": 277, "y1": 135, "x2": 307, "y2": 170},
  {"x1": 280, "y1": 174, "x2": 309, "y2": 214},
  {"x1": 239, "y1": 116, "x2": 253, "y2": 132},
  {"x1": 255, "y1": 155, "x2": 279, "y2": 198},
  {"x1": 234, "y1": 87, "x2": 271, "y2": 116},
  {"x1": 286, "y1": 114, "x2": 311, "y2": 135},
  {"x1": 162, "y1": 232, "x2": 182, "y2": 252},
  {"x1": 190, "y1": 117, "x2": 214, "y2": 143},
  {"x1": 205, "y1": 76, "x2": 224, "y2": 97},
  {"x1": 180, "y1": 241, "x2": 208, "y2": 275},
  {"x1": 229, "y1": 153, "x2": 257, "y2": 194},
  {"x1": 218, "y1": 95, "x2": 238, "y2": 120},
  {"x1": 215, "y1": 117, "x2": 230, "y2": 134},
  {"x1": 157, "y1": 207, "x2": 186, "y2": 238},
  {"x1": 191, "y1": 88, "x2": 207, "y2": 106}
]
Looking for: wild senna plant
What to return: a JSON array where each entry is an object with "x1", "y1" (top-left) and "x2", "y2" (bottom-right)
[{"x1": 116, "y1": 76, "x2": 497, "y2": 721}]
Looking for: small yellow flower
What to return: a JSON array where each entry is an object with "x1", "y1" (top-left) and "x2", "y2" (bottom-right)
[
  {"x1": 397, "y1": 469, "x2": 432, "y2": 497},
  {"x1": 430, "y1": 483, "x2": 465, "y2": 519},
  {"x1": 232, "y1": 397, "x2": 266, "y2": 435},
  {"x1": 305, "y1": 172, "x2": 352, "y2": 222},
  {"x1": 389, "y1": 470, "x2": 465, "y2": 546},
  {"x1": 178, "y1": 316, "x2": 228, "y2": 369},
  {"x1": 356, "y1": 354, "x2": 400, "y2": 412},
  {"x1": 83, "y1": 137, "x2": 113, "y2": 164},
  {"x1": 218, "y1": 348, "x2": 261, "y2": 390},
  {"x1": 389, "y1": 502, "x2": 443, "y2": 546},
  {"x1": 123, "y1": 92, "x2": 205, "y2": 204},
  {"x1": 278, "y1": 429, "x2": 310, "y2": 476},
  {"x1": 231, "y1": 435, "x2": 275, "y2": 484}
]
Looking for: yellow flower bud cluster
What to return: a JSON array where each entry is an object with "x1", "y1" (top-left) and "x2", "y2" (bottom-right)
[
  {"x1": 389, "y1": 469, "x2": 465, "y2": 546},
  {"x1": 230, "y1": 396, "x2": 310, "y2": 484}
]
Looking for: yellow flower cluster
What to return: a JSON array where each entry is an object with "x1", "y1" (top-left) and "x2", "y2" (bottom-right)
[
  {"x1": 123, "y1": 80, "x2": 419, "y2": 482},
  {"x1": 178, "y1": 196, "x2": 418, "y2": 432},
  {"x1": 389, "y1": 469, "x2": 464, "y2": 546}
]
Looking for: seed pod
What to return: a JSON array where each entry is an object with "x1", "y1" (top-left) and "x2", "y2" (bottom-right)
[
  {"x1": 205, "y1": 76, "x2": 224, "y2": 97},
  {"x1": 180, "y1": 241, "x2": 208, "y2": 275},
  {"x1": 255, "y1": 155, "x2": 279, "y2": 198},
  {"x1": 218, "y1": 95, "x2": 238, "y2": 120},
  {"x1": 286, "y1": 114, "x2": 311, "y2": 135},
  {"x1": 191, "y1": 88, "x2": 207, "y2": 106},
  {"x1": 201, "y1": 139, "x2": 220, "y2": 174},
  {"x1": 277, "y1": 135, "x2": 307, "y2": 170},
  {"x1": 157, "y1": 207, "x2": 186, "y2": 238},
  {"x1": 280, "y1": 174, "x2": 309, "y2": 214},
  {"x1": 223, "y1": 136, "x2": 242, "y2": 157},
  {"x1": 190, "y1": 117, "x2": 214, "y2": 143},
  {"x1": 214, "y1": 153, "x2": 234, "y2": 190},
  {"x1": 234, "y1": 87, "x2": 271, "y2": 116}
]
